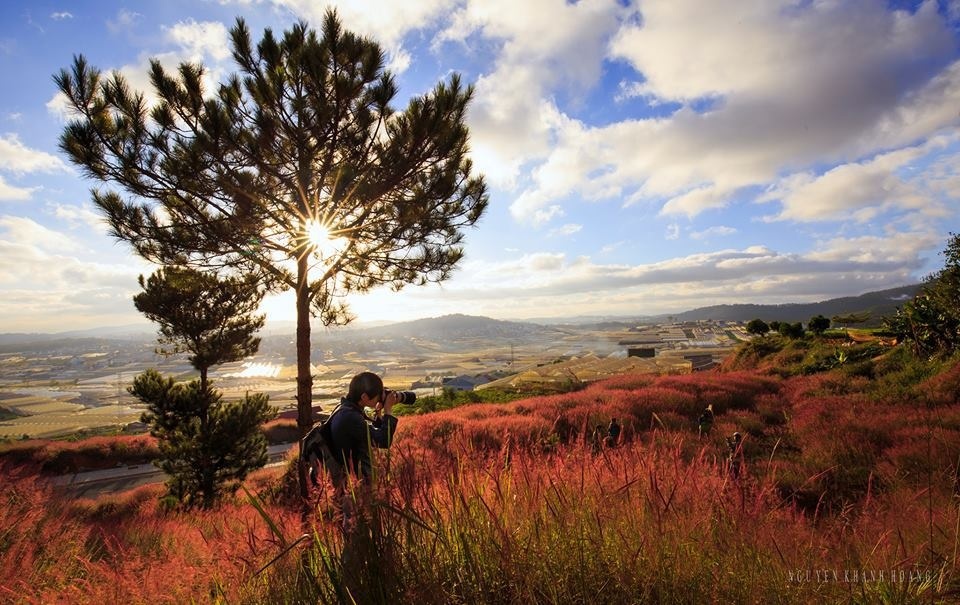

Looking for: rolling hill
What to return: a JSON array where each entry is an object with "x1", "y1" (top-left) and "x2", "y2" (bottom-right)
[{"x1": 668, "y1": 284, "x2": 920, "y2": 325}]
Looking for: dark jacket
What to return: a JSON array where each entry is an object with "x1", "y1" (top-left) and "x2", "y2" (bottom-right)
[{"x1": 328, "y1": 397, "x2": 398, "y2": 480}]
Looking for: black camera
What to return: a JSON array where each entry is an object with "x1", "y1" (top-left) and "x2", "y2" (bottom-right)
[{"x1": 386, "y1": 389, "x2": 417, "y2": 405}]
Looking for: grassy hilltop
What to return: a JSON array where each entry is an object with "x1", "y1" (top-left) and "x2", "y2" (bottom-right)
[{"x1": 2, "y1": 333, "x2": 959, "y2": 603}]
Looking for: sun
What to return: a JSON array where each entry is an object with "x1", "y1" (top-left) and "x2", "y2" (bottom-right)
[
  {"x1": 306, "y1": 219, "x2": 332, "y2": 249},
  {"x1": 304, "y1": 218, "x2": 346, "y2": 258}
]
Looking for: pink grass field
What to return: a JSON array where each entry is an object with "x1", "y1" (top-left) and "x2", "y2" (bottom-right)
[{"x1": 2, "y1": 361, "x2": 959, "y2": 603}]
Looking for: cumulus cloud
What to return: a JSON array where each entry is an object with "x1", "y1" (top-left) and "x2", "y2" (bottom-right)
[
  {"x1": 477, "y1": 239, "x2": 923, "y2": 301},
  {"x1": 163, "y1": 19, "x2": 231, "y2": 62},
  {"x1": 354, "y1": 234, "x2": 936, "y2": 320},
  {"x1": 51, "y1": 203, "x2": 108, "y2": 233},
  {"x1": 0, "y1": 216, "x2": 83, "y2": 254},
  {"x1": 0, "y1": 135, "x2": 70, "y2": 202},
  {"x1": 273, "y1": 0, "x2": 453, "y2": 49},
  {"x1": 759, "y1": 136, "x2": 955, "y2": 223},
  {"x1": 226, "y1": 0, "x2": 451, "y2": 76},
  {"x1": 0, "y1": 177, "x2": 35, "y2": 202},
  {"x1": 0, "y1": 134, "x2": 69, "y2": 175},
  {"x1": 548, "y1": 223, "x2": 582, "y2": 237},
  {"x1": 501, "y1": 0, "x2": 960, "y2": 224},
  {"x1": 439, "y1": 0, "x2": 625, "y2": 189},
  {"x1": 0, "y1": 216, "x2": 149, "y2": 331}
]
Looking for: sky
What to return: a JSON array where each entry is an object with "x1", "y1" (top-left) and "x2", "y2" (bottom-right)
[{"x1": 1, "y1": 0, "x2": 960, "y2": 333}]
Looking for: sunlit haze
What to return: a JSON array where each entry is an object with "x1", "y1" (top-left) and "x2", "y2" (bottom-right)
[{"x1": 1, "y1": 1, "x2": 959, "y2": 333}]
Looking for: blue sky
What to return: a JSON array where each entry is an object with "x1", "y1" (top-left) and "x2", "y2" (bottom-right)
[{"x1": 1, "y1": 0, "x2": 959, "y2": 332}]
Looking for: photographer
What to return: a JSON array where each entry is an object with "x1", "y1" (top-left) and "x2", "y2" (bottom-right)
[
  {"x1": 325, "y1": 372, "x2": 406, "y2": 599},
  {"x1": 328, "y1": 371, "x2": 400, "y2": 483}
]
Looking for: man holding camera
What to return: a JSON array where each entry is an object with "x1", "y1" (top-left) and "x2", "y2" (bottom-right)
[
  {"x1": 324, "y1": 371, "x2": 406, "y2": 598},
  {"x1": 328, "y1": 371, "x2": 400, "y2": 478},
  {"x1": 323, "y1": 371, "x2": 404, "y2": 528}
]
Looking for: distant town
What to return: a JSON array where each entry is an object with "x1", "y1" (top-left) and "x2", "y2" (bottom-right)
[{"x1": 0, "y1": 315, "x2": 751, "y2": 440}]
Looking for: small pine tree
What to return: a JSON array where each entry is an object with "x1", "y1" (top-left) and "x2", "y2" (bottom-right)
[
  {"x1": 132, "y1": 370, "x2": 274, "y2": 508},
  {"x1": 131, "y1": 266, "x2": 274, "y2": 508},
  {"x1": 134, "y1": 266, "x2": 265, "y2": 390}
]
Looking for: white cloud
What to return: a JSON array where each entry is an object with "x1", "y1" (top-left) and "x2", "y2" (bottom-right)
[
  {"x1": 501, "y1": 0, "x2": 960, "y2": 225},
  {"x1": 48, "y1": 19, "x2": 234, "y2": 122},
  {"x1": 759, "y1": 137, "x2": 953, "y2": 223},
  {"x1": 0, "y1": 176, "x2": 36, "y2": 202},
  {"x1": 690, "y1": 226, "x2": 737, "y2": 240},
  {"x1": 50, "y1": 11, "x2": 73, "y2": 20},
  {"x1": 273, "y1": 0, "x2": 454, "y2": 49},
  {"x1": 107, "y1": 9, "x2": 143, "y2": 34},
  {"x1": 806, "y1": 232, "x2": 941, "y2": 265},
  {"x1": 45, "y1": 92, "x2": 77, "y2": 122},
  {"x1": 548, "y1": 223, "x2": 582, "y2": 237},
  {"x1": 661, "y1": 185, "x2": 736, "y2": 218},
  {"x1": 0, "y1": 216, "x2": 83, "y2": 254},
  {"x1": 442, "y1": 0, "x2": 626, "y2": 190},
  {"x1": 0, "y1": 134, "x2": 69, "y2": 175},
  {"x1": 213, "y1": 0, "x2": 449, "y2": 77},
  {"x1": 610, "y1": 0, "x2": 952, "y2": 104},
  {"x1": 163, "y1": 19, "x2": 231, "y2": 63},
  {"x1": 0, "y1": 216, "x2": 151, "y2": 331},
  {"x1": 386, "y1": 47, "x2": 412, "y2": 74},
  {"x1": 364, "y1": 234, "x2": 935, "y2": 320},
  {"x1": 51, "y1": 203, "x2": 108, "y2": 233},
  {"x1": 665, "y1": 223, "x2": 679, "y2": 240},
  {"x1": 0, "y1": 135, "x2": 69, "y2": 202},
  {"x1": 0, "y1": 287, "x2": 147, "y2": 332}
]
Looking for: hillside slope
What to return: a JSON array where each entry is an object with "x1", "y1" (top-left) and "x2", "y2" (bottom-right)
[{"x1": 671, "y1": 284, "x2": 919, "y2": 324}]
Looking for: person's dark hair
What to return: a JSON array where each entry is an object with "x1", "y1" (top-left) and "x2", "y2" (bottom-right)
[{"x1": 347, "y1": 371, "x2": 383, "y2": 403}]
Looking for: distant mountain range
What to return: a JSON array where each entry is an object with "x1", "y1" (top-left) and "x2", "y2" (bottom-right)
[
  {"x1": 353, "y1": 313, "x2": 546, "y2": 340},
  {"x1": 668, "y1": 284, "x2": 921, "y2": 325},
  {"x1": 0, "y1": 284, "x2": 924, "y2": 347}
]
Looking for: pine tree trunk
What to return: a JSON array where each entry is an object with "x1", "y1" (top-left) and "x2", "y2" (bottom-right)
[{"x1": 295, "y1": 254, "x2": 313, "y2": 500}]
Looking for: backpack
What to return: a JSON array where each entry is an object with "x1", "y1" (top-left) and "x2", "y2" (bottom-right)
[{"x1": 300, "y1": 407, "x2": 342, "y2": 486}]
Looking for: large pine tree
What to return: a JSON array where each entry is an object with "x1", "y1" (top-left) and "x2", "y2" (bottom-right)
[{"x1": 56, "y1": 10, "x2": 488, "y2": 497}]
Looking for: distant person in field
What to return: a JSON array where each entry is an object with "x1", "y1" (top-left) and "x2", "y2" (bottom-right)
[
  {"x1": 325, "y1": 371, "x2": 400, "y2": 527},
  {"x1": 726, "y1": 432, "x2": 743, "y2": 480},
  {"x1": 698, "y1": 404, "x2": 714, "y2": 439},
  {"x1": 605, "y1": 418, "x2": 621, "y2": 448},
  {"x1": 592, "y1": 424, "x2": 605, "y2": 453}
]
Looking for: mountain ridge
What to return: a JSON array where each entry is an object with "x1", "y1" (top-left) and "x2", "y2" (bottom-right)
[
  {"x1": 0, "y1": 284, "x2": 923, "y2": 345},
  {"x1": 667, "y1": 284, "x2": 920, "y2": 325}
]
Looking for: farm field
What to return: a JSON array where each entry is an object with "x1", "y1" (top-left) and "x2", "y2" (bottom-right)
[{"x1": 1, "y1": 319, "x2": 738, "y2": 439}]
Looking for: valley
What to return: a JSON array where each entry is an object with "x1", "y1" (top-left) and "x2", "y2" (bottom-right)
[{"x1": 0, "y1": 315, "x2": 746, "y2": 439}]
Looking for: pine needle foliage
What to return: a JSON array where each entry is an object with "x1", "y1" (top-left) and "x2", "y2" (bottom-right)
[
  {"x1": 132, "y1": 369, "x2": 275, "y2": 509},
  {"x1": 134, "y1": 265, "x2": 265, "y2": 390}
]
